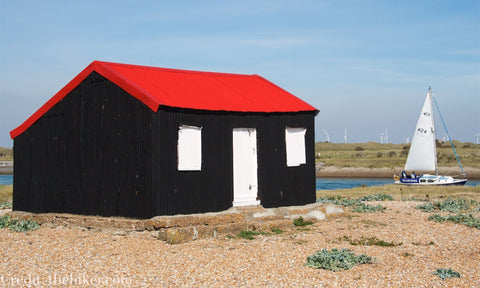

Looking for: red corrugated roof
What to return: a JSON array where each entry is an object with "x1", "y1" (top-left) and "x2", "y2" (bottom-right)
[{"x1": 10, "y1": 61, "x2": 318, "y2": 139}]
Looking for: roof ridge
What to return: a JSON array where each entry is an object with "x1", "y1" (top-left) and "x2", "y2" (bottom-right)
[{"x1": 96, "y1": 61, "x2": 256, "y2": 78}]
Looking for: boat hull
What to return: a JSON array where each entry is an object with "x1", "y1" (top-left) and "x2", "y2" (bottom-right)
[{"x1": 394, "y1": 174, "x2": 467, "y2": 186}]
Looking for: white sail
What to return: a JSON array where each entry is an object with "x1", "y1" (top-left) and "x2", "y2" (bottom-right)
[{"x1": 404, "y1": 87, "x2": 437, "y2": 171}]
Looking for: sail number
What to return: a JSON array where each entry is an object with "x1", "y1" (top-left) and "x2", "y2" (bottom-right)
[{"x1": 417, "y1": 128, "x2": 428, "y2": 134}]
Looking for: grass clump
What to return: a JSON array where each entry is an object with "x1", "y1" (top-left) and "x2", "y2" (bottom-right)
[
  {"x1": 0, "y1": 215, "x2": 40, "y2": 232},
  {"x1": 293, "y1": 216, "x2": 313, "y2": 227},
  {"x1": 428, "y1": 214, "x2": 480, "y2": 229},
  {"x1": 271, "y1": 228, "x2": 285, "y2": 234},
  {"x1": 0, "y1": 184, "x2": 13, "y2": 203},
  {"x1": 412, "y1": 241, "x2": 435, "y2": 246},
  {"x1": 433, "y1": 268, "x2": 461, "y2": 280},
  {"x1": 341, "y1": 236, "x2": 401, "y2": 247},
  {"x1": 359, "y1": 219, "x2": 387, "y2": 227},
  {"x1": 238, "y1": 230, "x2": 265, "y2": 240},
  {"x1": 306, "y1": 248, "x2": 375, "y2": 271},
  {"x1": 352, "y1": 203, "x2": 385, "y2": 213}
]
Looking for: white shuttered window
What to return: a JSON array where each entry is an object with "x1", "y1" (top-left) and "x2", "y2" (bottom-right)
[
  {"x1": 178, "y1": 125, "x2": 202, "y2": 171},
  {"x1": 285, "y1": 127, "x2": 306, "y2": 167}
]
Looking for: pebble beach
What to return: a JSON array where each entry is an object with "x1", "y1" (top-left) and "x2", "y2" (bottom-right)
[{"x1": 1, "y1": 201, "x2": 479, "y2": 287}]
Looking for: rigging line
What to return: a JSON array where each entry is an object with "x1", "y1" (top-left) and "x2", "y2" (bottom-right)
[{"x1": 432, "y1": 96, "x2": 466, "y2": 176}]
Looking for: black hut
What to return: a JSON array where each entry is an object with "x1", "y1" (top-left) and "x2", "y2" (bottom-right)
[{"x1": 10, "y1": 61, "x2": 319, "y2": 219}]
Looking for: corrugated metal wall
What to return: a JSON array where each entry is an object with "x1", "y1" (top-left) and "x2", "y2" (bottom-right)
[{"x1": 13, "y1": 72, "x2": 316, "y2": 219}]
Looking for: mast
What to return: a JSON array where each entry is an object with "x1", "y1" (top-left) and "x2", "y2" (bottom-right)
[{"x1": 429, "y1": 87, "x2": 438, "y2": 176}]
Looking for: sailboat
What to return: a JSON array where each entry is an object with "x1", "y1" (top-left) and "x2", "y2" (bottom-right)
[{"x1": 394, "y1": 87, "x2": 467, "y2": 186}]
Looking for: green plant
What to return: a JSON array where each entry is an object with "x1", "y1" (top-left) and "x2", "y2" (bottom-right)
[
  {"x1": 436, "y1": 198, "x2": 476, "y2": 212},
  {"x1": 0, "y1": 215, "x2": 10, "y2": 228},
  {"x1": 412, "y1": 241, "x2": 435, "y2": 246},
  {"x1": 317, "y1": 195, "x2": 393, "y2": 209},
  {"x1": 317, "y1": 196, "x2": 359, "y2": 207},
  {"x1": 295, "y1": 240, "x2": 308, "y2": 245},
  {"x1": 271, "y1": 228, "x2": 284, "y2": 234},
  {"x1": 0, "y1": 216, "x2": 40, "y2": 232},
  {"x1": 416, "y1": 198, "x2": 479, "y2": 213},
  {"x1": 415, "y1": 202, "x2": 435, "y2": 212},
  {"x1": 341, "y1": 236, "x2": 401, "y2": 247},
  {"x1": 456, "y1": 215, "x2": 480, "y2": 229},
  {"x1": 306, "y1": 248, "x2": 375, "y2": 271},
  {"x1": 293, "y1": 216, "x2": 313, "y2": 227},
  {"x1": 359, "y1": 219, "x2": 387, "y2": 227},
  {"x1": 433, "y1": 268, "x2": 461, "y2": 280},
  {"x1": 0, "y1": 202, "x2": 12, "y2": 209},
  {"x1": 428, "y1": 214, "x2": 480, "y2": 229},
  {"x1": 359, "y1": 194, "x2": 393, "y2": 201},
  {"x1": 352, "y1": 203, "x2": 385, "y2": 213},
  {"x1": 428, "y1": 214, "x2": 446, "y2": 222},
  {"x1": 8, "y1": 219, "x2": 40, "y2": 232},
  {"x1": 318, "y1": 196, "x2": 387, "y2": 213},
  {"x1": 238, "y1": 230, "x2": 265, "y2": 240}
]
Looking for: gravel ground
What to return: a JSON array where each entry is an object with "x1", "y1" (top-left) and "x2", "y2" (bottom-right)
[{"x1": 1, "y1": 201, "x2": 479, "y2": 287}]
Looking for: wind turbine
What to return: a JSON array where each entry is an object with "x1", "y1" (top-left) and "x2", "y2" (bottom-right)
[
  {"x1": 476, "y1": 133, "x2": 480, "y2": 145},
  {"x1": 344, "y1": 129, "x2": 348, "y2": 143},
  {"x1": 406, "y1": 136, "x2": 410, "y2": 143},
  {"x1": 322, "y1": 129, "x2": 330, "y2": 142},
  {"x1": 380, "y1": 128, "x2": 388, "y2": 144}
]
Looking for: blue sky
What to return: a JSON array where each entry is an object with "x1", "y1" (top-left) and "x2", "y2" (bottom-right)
[{"x1": 1, "y1": 0, "x2": 479, "y2": 147}]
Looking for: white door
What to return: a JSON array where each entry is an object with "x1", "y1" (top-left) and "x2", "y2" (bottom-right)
[{"x1": 232, "y1": 128, "x2": 260, "y2": 206}]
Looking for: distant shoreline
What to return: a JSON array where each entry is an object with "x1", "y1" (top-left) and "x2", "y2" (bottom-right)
[
  {"x1": 0, "y1": 161, "x2": 13, "y2": 174},
  {"x1": 316, "y1": 166, "x2": 480, "y2": 179}
]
